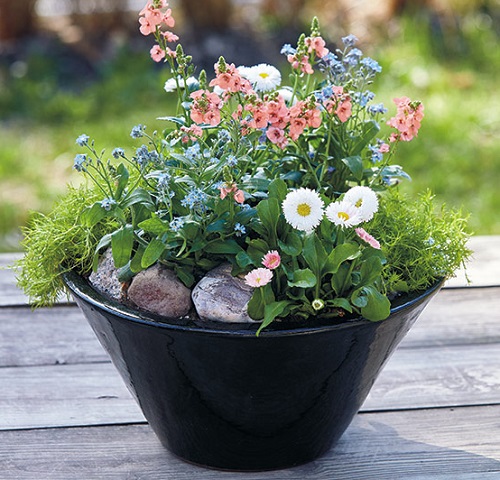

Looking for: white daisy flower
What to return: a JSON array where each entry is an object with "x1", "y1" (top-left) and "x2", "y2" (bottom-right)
[
  {"x1": 343, "y1": 186, "x2": 379, "y2": 221},
  {"x1": 164, "y1": 76, "x2": 198, "y2": 93},
  {"x1": 282, "y1": 188, "x2": 324, "y2": 232},
  {"x1": 325, "y1": 200, "x2": 363, "y2": 228},
  {"x1": 245, "y1": 63, "x2": 282, "y2": 92}
]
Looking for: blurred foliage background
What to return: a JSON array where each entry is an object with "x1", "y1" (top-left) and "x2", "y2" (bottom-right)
[{"x1": 0, "y1": 0, "x2": 499, "y2": 251}]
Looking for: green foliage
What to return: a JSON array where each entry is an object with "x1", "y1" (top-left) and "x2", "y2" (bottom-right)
[
  {"x1": 14, "y1": 185, "x2": 117, "y2": 307},
  {"x1": 369, "y1": 190, "x2": 472, "y2": 293}
]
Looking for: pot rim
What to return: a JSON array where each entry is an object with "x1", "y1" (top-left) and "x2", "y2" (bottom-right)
[{"x1": 63, "y1": 270, "x2": 444, "y2": 338}]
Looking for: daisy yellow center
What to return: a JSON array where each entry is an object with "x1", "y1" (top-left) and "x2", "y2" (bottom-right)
[
  {"x1": 338, "y1": 211, "x2": 350, "y2": 221},
  {"x1": 259, "y1": 72, "x2": 270, "y2": 78},
  {"x1": 297, "y1": 203, "x2": 311, "y2": 217}
]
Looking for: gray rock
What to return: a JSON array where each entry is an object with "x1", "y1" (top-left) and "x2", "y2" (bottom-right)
[
  {"x1": 192, "y1": 263, "x2": 257, "y2": 323},
  {"x1": 127, "y1": 264, "x2": 192, "y2": 318},
  {"x1": 89, "y1": 249, "x2": 125, "y2": 301}
]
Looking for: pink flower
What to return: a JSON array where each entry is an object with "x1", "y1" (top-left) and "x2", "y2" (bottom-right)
[
  {"x1": 355, "y1": 228, "x2": 381, "y2": 249},
  {"x1": 162, "y1": 31, "x2": 179, "y2": 42},
  {"x1": 266, "y1": 126, "x2": 288, "y2": 149},
  {"x1": 287, "y1": 54, "x2": 314, "y2": 75},
  {"x1": 289, "y1": 116, "x2": 307, "y2": 141},
  {"x1": 336, "y1": 98, "x2": 352, "y2": 123},
  {"x1": 387, "y1": 97, "x2": 424, "y2": 142},
  {"x1": 305, "y1": 36, "x2": 329, "y2": 58},
  {"x1": 180, "y1": 125, "x2": 203, "y2": 142},
  {"x1": 150, "y1": 45, "x2": 165, "y2": 62},
  {"x1": 379, "y1": 143, "x2": 390, "y2": 153},
  {"x1": 245, "y1": 268, "x2": 273, "y2": 288},
  {"x1": 262, "y1": 251, "x2": 281, "y2": 270},
  {"x1": 139, "y1": 16, "x2": 157, "y2": 36},
  {"x1": 189, "y1": 90, "x2": 223, "y2": 126},
  {"x1": 162, "y1": 9, "x2": 175, "y2": 28},
  {"x1": 219, "y1": 183, "x2": 245, "y2": 204}
]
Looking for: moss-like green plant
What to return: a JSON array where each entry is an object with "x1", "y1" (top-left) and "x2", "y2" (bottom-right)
[
  {"x1": 369, "y1": 189, "x2": 472, "y2": 293},
  {"x1": 15, "y1": 185, "x2": 117, "y2": 307}
]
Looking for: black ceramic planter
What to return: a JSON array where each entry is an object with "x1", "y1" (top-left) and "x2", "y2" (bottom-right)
[{"x1": 64, "y1": 272, "x2": 443, "y2": 471}]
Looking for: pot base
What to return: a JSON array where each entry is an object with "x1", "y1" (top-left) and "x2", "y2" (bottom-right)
[{"x1": 64, "y1": 272, "x2": 443, "y2": 471}]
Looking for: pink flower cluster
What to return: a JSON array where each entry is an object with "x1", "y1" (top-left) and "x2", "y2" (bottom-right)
[
  {"x1": 387, "y1": 96, "x2": 424, "y2": 142},
  {"x1": 139, "y1": 1, "x2": 178, "y2": 62},
  {"x1": 323, "y1": 86, "x2": 352, "y2": 123},
  {"x1": 189, "y1": 90, "x2": 223, "y2": 126},
  {"x1": 209, "y1": 63, "x2": 253, "y2": 95},
  {"x1": 287, "y1": 35, "x2": 329, "y2": 75},
  {"x1": 219, "y1": 183, "x2": 245, "y2": 204}
]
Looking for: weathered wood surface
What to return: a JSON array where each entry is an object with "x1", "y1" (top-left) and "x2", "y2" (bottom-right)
[{"x1": 1, "y1": 236, "x2": 499, "y2": 479}]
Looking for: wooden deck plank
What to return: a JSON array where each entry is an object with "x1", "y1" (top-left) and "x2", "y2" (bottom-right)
[
  {"x1": 0, "y1": 253, "x2": 29, "y2": 307},
  {"x1": 0, "y1": 406, "x2": 499, "y2": 479},
  {"x1": 0, "y1": 306, "x2": 108, "y2": 367},
  {"x1": 0, "y1": 363, "x2": 144, "y2": 430},
  {"x1": 401, "y1": 287, "x2": 500, "y2": 348},
  {"x1": 446, "y1": 235, "x2": 500, "y2": 288},
  {"x1": 2, "y1": 342, "x2": 500, "y2": 430}
]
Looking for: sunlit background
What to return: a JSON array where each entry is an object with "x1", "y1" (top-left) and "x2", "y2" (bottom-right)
[{"x1": 1, "y1": 0, "x2": 499, "y2": 251}]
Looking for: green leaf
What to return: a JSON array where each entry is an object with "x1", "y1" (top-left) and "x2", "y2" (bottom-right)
[
  {"x1": 138, "y1": 215, "x2": 169, "y2": 236},
  {"x1": 256, "y1": 198, "x2": 281, "y2": 241},
  {"x1": 358, "y1": 255, "x2": 383, "y2": 287},
  {"x1": 236, "y1": 251, "x2": 255, "y2": 269},
  {"x1": 157, "y1": 116, "x2": 186, "y2": 126},
  {"x1": 324, "y1": 243, "x2": 360, "y2": 275},
  {"x1": 81, "y1": 202, "x2": 108, "y2": 227},
  {"x1": 175, "y1": 266, "x2": 195, "y2": 288},
  {"x1": 256, "y1": 300, "x2": 291, "y2": 336},
  {"x1": 302, "y1": 233, "x2": 327, "y2": 276},
  {"x1": 121, "y1": 188, "x2": 155, "y2": 211},
  {"x1": 141, "y1": 238, "x2": 166, "y2": 268},
  {"x1": 205, "y1": 239, "x2": 243, "y2": 254},
  {"x1": 206, "y1": 218, "x2": 227, "y2": 233},
  {"x1": 329, "y1": 297, "x2": 353, "y2": 313},
  {"x1": 268, "y1": 178, "x2": 288, "y2": 203},
  {"x1": 278, "y1": 231, "x2": 302, "y2": 257},
  {"x1": 342, "y1": 156, "x2": 363, "y2": 181},
  {"x1": 353, "y1": 286, "x2": 391, "y2": 321},
  {"x1": 288, "y1": 268, "x2": 317, "y2": 288},
  {"x1": 114, "y1": 163, "x2": 129, "y2": 200},
  {"x1": 351, "y1": 120, "x2": 380, "y2": 156},
  {"x1": 111, "y1": 225, "x2": 134, "y2": 269},
  {"x1": 246, "y1": 239, "x2": 270, "y2": 265},
  {"x1": 92, "y1": 233, "x2": 112, "y2": 271},
  {"x1": 331, "y1": 263, "x2": 351, "y2": 295},
  {"x1": 247, "y1": 288, "x2": 266, "y2": 320},
  {"x1": 130, "y1": 245, "x2": 146, "y2": 273}
]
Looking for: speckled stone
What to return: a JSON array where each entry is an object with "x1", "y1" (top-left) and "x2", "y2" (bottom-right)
[
  {"x1": 89, "y1": 249, "x2": 125, "y2": 301},
  {"x1": 192, "y1": 263, "x2": 257, "y2": 323},
  {"x1": 127, "y1": 263, "x2": 192, "y2": 318}
]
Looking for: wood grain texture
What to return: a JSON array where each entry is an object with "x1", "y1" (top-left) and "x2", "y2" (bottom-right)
[
  {"x1": 0, "y1": 406, "x2": 498, "y2": 479},
  {"x1": 0, "y1": 306, "x2": 108, "y2": 368},
  {"x1": 0, "y1": 363, "x2": 144, "y2": 430},
  {"x1": 446, "y1": 235, "x2": 500, "y2": 288},
  {"x1": 401, "y1": 287, "x2": 500, "y2": 348}
]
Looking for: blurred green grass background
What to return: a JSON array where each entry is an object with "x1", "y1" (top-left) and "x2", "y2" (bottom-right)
[{"x1": 1, "y1": 1, "x2": 499, "y2": 251}]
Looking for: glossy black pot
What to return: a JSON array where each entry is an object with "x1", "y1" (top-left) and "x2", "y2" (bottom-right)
[{"x1": 64, "y1": 272, "x2": 443, "y2": 471}]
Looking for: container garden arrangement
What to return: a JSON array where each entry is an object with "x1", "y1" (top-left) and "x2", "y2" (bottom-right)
[{"x1": 16, "y1": 0, "x2": 471, "y2": 472}]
